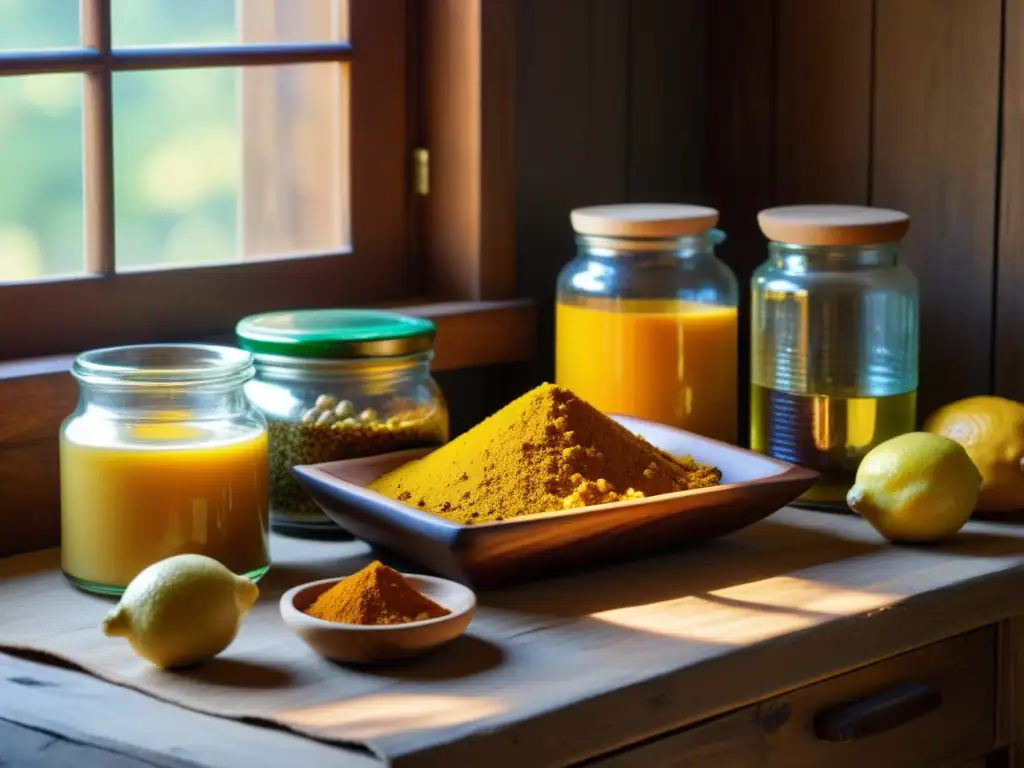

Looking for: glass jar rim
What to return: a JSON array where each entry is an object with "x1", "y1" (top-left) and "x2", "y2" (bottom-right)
[
  {"x1": 251, "y1": 349, "x2": 433, "y2": 379},
  {"x1": 767, "y1": 239, "x2": 903, "y2": 252},
  {"x1": 575, "y1": 227, "x2": 726, "y2": 253},
  {"x1": 72, "y1": 344, "x2": 254, "y2": 387}
]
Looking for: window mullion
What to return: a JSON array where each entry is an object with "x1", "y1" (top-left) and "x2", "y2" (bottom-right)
[{"x1": 81, "y1": 0, "x2": 115, "y2": 276}]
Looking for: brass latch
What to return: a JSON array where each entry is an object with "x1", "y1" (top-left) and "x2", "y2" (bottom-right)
[{"x1": 413, "y1": 148, "x2": 430, "y2": 196}]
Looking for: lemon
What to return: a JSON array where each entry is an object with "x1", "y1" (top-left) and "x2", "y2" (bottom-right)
[
  {"x1": 847, "y1": 432, "x2": 981, "y2": 543},
  {"x1": 925, "y1": 395, "x2": 1024, "y2": 512},
  {"x1": 101, "y1": 554, "x2": 259, "y2": 669}
]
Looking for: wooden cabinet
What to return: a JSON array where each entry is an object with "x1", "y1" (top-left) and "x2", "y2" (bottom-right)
[{"x1": 590, "y1": 627, "x2": 996, "y2": 768}]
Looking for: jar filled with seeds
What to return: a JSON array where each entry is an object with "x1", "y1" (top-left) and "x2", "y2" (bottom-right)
[{"x1": 236, "y1": 309, "x2": 449, "y2": 537}]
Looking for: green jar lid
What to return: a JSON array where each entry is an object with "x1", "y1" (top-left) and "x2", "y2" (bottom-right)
[{"x1": 236, "y1": 309, "x2": 436, "y2": 359}]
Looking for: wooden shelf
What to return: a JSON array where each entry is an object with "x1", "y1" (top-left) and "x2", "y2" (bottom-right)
[{"x1": 0, "y1": 298, "x2": 535, "y2": 558}]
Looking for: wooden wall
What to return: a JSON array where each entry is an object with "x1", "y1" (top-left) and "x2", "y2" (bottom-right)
[
  {"x1": 513, "y1": 0, "x2": 706, "y2": 387},
  {"x1": 515, "y1": 0, "x2": 1023, "y2": 435},
  {"x1": 706, "y1": 0, "x2": 1018, "y2": 422}
]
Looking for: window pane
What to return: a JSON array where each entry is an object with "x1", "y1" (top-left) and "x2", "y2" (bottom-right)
[
  {"x1": 113, "y1": 68, "x2": 238, "y2": 270},
  {"x1": 0, "y1": 0, "x2": 78, "y2": 50},
  {"x1": 111, "y1": 0, "x2": 234, "y2": 47},
  {"x1": 0, "y1": 74, "x2": 83, "y2": 282},
  {"x1": 111, "y1": 0, "x2": 347, "y2": 47},
  {"x1": 113, "y1": 63, "x2": 346, "y2": 272}
]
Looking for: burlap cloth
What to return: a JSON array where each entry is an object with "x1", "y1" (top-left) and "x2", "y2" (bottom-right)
[{"x1": 0, "y1": 531, "x2": 697, "y2": 765}]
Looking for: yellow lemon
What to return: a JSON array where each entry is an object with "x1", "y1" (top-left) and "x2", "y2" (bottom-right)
[
  {"x1": 101, "y1": 554, "x2": 259, "y2": 669},
  {"x1": 847, "y1": 432, "x2": 981, "y2": 543},
  {"x1": 924, "y1": 395, "x2": 1024, "y2": 512}
]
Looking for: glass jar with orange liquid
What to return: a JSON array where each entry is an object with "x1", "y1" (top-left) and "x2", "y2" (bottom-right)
[
  {"x1": 60, "y1": 344, "x2": 270, "y2": 595},
  {"x1": 750, "y1": 205, "x2": 919, "y2": 505},
  {"x1": 556, "y1": 204, "x2": 739, "y2": 443}
]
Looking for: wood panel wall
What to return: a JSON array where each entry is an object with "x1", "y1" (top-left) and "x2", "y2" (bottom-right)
[
  {"x1": 706, "y1": 0, "x2": 1016, "y2": 422},
  {"x1": 513, "y1": 0, "x2": 707, "y2": 389}
]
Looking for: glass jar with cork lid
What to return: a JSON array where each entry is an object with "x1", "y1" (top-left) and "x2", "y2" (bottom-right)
[
  {"x1": 556, "y1": 203, "x2": 739, "y2": 443},
  {"x1": 750, "y1": 204, "x2": 919, "y2": 505},
  {"x1": 237, "y1": 309, "x2": 449, "y2": 537}
]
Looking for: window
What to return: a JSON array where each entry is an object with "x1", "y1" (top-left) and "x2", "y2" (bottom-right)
[{"x1": 0, "y1": 0, "x2": 410, "y2": 359}]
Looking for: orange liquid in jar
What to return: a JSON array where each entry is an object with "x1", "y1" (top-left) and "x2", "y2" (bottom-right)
[
  {"x1": 556, "y1": 297, "x2": 738, "y2": 443},
  {"x1": 60, "y1": 421, "x2": 270, "y2": 592}
]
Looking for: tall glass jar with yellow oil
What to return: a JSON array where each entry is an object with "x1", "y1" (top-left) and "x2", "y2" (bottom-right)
[
  {"x1": 750, "y1": 205, "x2": 918, "y2": 505},
  {"x1": 556, "y1": 204, "x2": 739, "y2": 444}
]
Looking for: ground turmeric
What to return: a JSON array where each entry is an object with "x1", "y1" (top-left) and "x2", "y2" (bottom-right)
[
  {"x1": 305, "y1": 561, "x2": 450, "y2": 625},
  {"x1": 369, "y1": 383, "x2": 721, "y2": 525}
]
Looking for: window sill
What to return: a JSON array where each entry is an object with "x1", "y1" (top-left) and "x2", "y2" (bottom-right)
[
  {"x1": 0, "y1": 298, "x2": 534, "y2": 445},
  {"x1": 0, "y1": 298, "x2": 535, "y2": 557}
]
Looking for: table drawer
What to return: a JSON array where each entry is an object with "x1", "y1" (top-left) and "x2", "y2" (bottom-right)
[{"x1": 590, "y1": 626, "x2": 996, "y2": 768}]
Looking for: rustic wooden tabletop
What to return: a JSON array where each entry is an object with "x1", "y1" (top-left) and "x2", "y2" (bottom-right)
[{"x1": 4, "y1": 507, "x2": 1024, "y2": 767}]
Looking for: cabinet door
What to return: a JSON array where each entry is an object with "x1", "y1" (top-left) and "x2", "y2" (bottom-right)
[{"x1": 590, "y1": 627, "x2": 996, "y2": 768}]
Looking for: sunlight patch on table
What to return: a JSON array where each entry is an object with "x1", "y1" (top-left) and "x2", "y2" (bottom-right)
[
  {"x1": 592, "y1": 576, "x2": 899, "y2": 644},
  {"x1": 281, "y1": 693, "x2": 505, "y2": 739}
]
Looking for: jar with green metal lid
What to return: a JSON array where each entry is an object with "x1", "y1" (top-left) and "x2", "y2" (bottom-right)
[{"x1": 237, "y1": 309, "x2": 449, "y2": 537}]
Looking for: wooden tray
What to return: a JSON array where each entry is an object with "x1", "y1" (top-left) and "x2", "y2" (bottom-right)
[{"x1": 290, "y1": 415, "x2": 819, "y2": 588}]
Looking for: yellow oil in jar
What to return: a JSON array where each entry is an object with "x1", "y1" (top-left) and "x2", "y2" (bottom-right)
[{"x1": 750, "y1": 384, "x2": 917, "y2": 504}]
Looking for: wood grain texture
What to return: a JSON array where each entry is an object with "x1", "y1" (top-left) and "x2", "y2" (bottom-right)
[
  {"x1": 0, "y1": 300, "x2": 532, "y2": 443},
  {"x1": 0, "y1": 257, "x2": 406, "y2": 360},
  {"x1": 627, "y1": 0, "x2": 706, "y2": 202},
  {"x1": 703, "y1": 0, "x2": 775, "y2": 447},
  {"x1": 348, "y1": 0, "x2": 410, "y2": 294},
  {"x1": 996, "y1": 0, "x2": 1024, "y2": 400},
  {"x1": 761, "y1": 627, "x2": 995, "y2": 767},
  {"x1": 589, "y1": 628, "x2": 996, "y2": 768},
  {"x1": 5, "y1": 509, "x2": 1024, "y2": 767},
  {"x1": 478, "y1": 0, "x2": 517, "y2": 300},
  {"x1": 999, "y1": 614, "x2": 1024, "y2": 766},
  {"x1": 584, "y1": 707, "x2": 763, "y2": 767},
  {"x1": 421, "y1": 0, "x2": 480, "y2": 299},
  {"x1": 512, "y1": 0, "x2": 631, "y2": 385},
  {"x1": 81, "y1": 0, "x2": 114, "y2": 277},
  {"x1": 240, "y1": 1, "x2": 348, "y2": 257},
  {"x1": 0, "y1": 440, "x2": 60, "y2": 558},
  {"x1": 421, "y1": 0, "x2": 516, "y2": 301},
  {"x1": 587, "y1": 0, "x2": 630, "y2": 207},
  {"x1": 400, "y1": 508, "x2": 1024, "y2": 767},
  {"x1": 0, "y1": 300, "x2": 534, "y2": 559},
  {"x1": 0, "y1": 718, "x2": 159, "y2": 768},
  {"x1": 872, "y1": 0, "x2": 1002, "y2": 418},
  {"x1": 775, "y1": 0, "x2": 873, "y2": 205},
  {"x1": 0, "y1": 654, "x2": 380, "y2": 768}
]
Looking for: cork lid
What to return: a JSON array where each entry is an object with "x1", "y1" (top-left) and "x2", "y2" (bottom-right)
[
  {"x1": 757, "y1": 204, "x2": 910, "y2": 246},
  {"x1": 570, "y1": 203, "x2": 719, "y2": 239}
]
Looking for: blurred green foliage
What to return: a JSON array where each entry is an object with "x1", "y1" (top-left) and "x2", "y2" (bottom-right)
[{"x1": 0, "y1": 0, "x2": 239, "y2": 280}]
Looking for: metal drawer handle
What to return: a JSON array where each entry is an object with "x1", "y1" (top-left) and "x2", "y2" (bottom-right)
[{"x1": 813, "y1": 682, "x2": 943, "y2": 742}]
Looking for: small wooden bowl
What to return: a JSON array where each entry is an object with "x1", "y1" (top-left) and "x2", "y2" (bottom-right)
[{"x1": 279, "y1": 574, "x2": 477, "y2": 664}]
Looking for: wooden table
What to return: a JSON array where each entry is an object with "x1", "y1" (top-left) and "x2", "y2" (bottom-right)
[{"x1": 4, "y1": 507, "x2": 1024, "y2": 767}]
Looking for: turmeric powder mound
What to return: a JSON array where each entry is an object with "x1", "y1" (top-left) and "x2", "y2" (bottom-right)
[
  {"x1": 305, "y1": 561, "x2": 450, "y2": 625},
  {"x1": 369, "y1": 383, "x2": 721, "y2": 525}
]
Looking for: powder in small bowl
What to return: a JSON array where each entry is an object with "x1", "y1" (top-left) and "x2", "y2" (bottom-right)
[{"x1": 304, "y1": 561, "x2": 451, "y2": 626}]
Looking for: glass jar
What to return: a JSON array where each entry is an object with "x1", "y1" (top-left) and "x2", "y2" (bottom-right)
[
  {"x1": 237, "y1": 309, "x2": 449, "y2": 537},
  {"x1": 60, "y1": 344, "x2": 270, "y2": 596},
  {"x1": 556, "y1": 203, "x2": 739, "y2": 443},
  {"x1": 750, "y1": 204, "x2": 919, "y2": 504}
]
